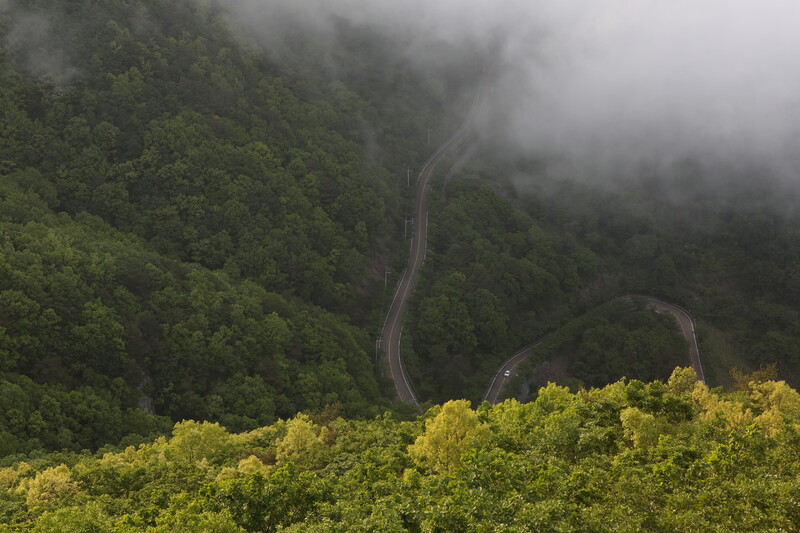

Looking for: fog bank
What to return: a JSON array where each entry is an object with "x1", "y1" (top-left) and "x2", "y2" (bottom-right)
[{"x1": 219, "y1": 0, "x2": 800, "y2": 181}]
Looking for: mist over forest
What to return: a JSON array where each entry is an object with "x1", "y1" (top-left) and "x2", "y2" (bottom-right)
[
  {"x1": 213, "y1": 0, "x2": 800, "y2": 184},
  {"x1": 1, "y1": 1, "x2": 800, "y2": 530},
  {"x1": 6, "y1": 0, "x2": 799, "y2": 181}
]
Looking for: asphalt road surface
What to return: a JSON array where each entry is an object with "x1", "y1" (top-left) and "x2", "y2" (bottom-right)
[
  {"x1": 483, "y1": 296, "x2": 705, "y2": 404},
  {"x1": 380, "y1": 86, "x2": 484, "y2": 405},
  {"x1": 482, "y1": 341, "x2": 541, "y2": 404},
  {"x1": 645, "y1": 298, "x2": 705, "y2": 382}
]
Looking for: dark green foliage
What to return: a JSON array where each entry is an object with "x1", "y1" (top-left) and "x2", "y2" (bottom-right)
[
  {"x1": 506, "y1": 157, "x2": 800, "y2": 386},
  {"x1": 0, "y1": 0, "x2": 395, "y2": 311},
  {"x1": 0, "y1": 374, "x2": 171, "y2": 454},
  {"x1": 0, "y1": 188, "x2": 385, "y2": 450},
  {"x1": 0, "y1": 0, "x2": 468, "y2": 453},
  {"x1": 3, "y1": 0, "x2": 799, "y2": 470},
  {"x1": 570, "y1": 303, "x2": 690, "y2": 388},
  {"x1": 409, "y1": 177, "x2": 600, "y2": 402},
  {"x1": 433, "y1": 146, "x2": 800, "y2": 392}
]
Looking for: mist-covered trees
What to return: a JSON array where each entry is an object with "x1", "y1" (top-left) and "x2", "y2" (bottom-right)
[
  {"x1": 420, "y1": 142, "x2": 800, "y2": 395},
  {"x1": 0, "y1": 0, "x2": 415, "y2": 312},
  {"x1": 500, "y1": 156, "x2": 800, "y2": 387},
  {"x1": 3, "y1": 0, "x2": 800, "y2": 482}
]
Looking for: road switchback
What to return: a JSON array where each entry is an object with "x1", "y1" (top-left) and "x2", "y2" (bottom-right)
[{"x1": 483, "y1": 296, "x2": 705, "y2": 404}]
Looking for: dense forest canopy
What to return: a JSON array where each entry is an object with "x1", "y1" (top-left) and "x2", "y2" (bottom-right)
[
  {"x1": 2, "y1": 0, "x2": 800, "y2": 529},
  {"x1": 1, "y1": 4, "x2": 800, "y2": 521},
  {"x1": 495, "y1": 155, "x2": 800, "y2": 389},
  {"x1": 0, "y1": 0, "x2": 486, "y2": 453},
  {"x1": 400, "y1": 145, "x2": 800, "y2": 402},
  {"x1": 3, "y1": 370, "x2": 800, "y2": 531}
]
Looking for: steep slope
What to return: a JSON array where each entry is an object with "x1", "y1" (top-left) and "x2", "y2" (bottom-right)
[{"x1": 0, "y1": 0, "x2": 482, "y2": 452}]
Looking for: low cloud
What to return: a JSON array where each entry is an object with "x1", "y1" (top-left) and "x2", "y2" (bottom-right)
[
  {"x1": 494, "y1": 1, "x2": 800, "y2": 181},
  {"x1": 218, "y1": 0, "x2": 800, "y2": 182},
  {"x1": 2, "y1": 7, "x2": 78, "y2": 81},
  {"x1": 5, "y1": 0, "x2": 795, "y2": 182}
]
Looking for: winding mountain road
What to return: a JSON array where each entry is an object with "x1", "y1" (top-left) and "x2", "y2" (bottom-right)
[
  {"x1": 482, "y1": 341, "x2": 542, "y2": 404},
  {"x1": 645, "y1": 298, "x2": 704, "y2": 382},
  {"x1": 381, "y1": 100, "x2": 479, "y2": 405},
  {"x1": 482, "y1": 296, "x2": 705, "y2": 404},
  {"x1": 379, "y1": 67, "x2": 704, "y2": 407}
]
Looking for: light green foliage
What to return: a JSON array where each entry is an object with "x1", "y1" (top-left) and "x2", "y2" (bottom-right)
[
  {"x1": 235, "y1": 455, "x2": 270, "y2": 477},
  {"x1": 275, "y1": 415, "x2": 324, "y2": 467},
  {"x1": 167, "y1": 420, "x2": 235, "y2": 463},
  {"x1": 666, "y1": 366, "x2": 698, "y2": 395},
  {"x1": 408, "y1": 399, "x2": 489, "y2": 473},
  {"x1": 31, "y1": 502, "x2": 116, "y2": 533},
  {"x1": 144, "y1": 501, "x2": 246, "y2": 533},
  {"x1": 750, "y1": 380, "x2": 800, "y2": 434},
  {"x1": 16, "y1": 464, "x2": 79, "y2": 507},
  {"x1": 2, "y1": 374, "x2": 800, "y2": 530},
  {"x1": 620, "y1": 407, "x2": 663, "y2": 448}
]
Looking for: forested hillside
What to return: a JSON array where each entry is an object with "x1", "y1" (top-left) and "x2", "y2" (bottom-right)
[
  {"x1": 0, "y1": 0, "x2": 483, "y2": 453},
  {"x1": 403, "y1": 142, "x2": 800, "y2": 400},
  {"x1": 3, "y1": 369, "x2": 800, "y2": 531},
  {"x1": 2, "y1": 1, "x2": 800, "y2": 529},
  {"x1": 500, "y1": 158, "x2": 800, "y2": 388},
  {"x1": 406, "y1": 176, "x2": 604, "y2": 402},
  {"x1": 3, "y1": 0, "x2": 800, "y2": 472}
]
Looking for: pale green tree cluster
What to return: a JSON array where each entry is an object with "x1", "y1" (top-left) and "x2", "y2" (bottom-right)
[{"x1": 3, "y1": 369, "x2": 800, "y2": 531}]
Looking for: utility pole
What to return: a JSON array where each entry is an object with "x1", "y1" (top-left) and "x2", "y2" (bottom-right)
[
  {"x1": 405, "y1": 217, "x2": 411, "y2": 239},
  {"x1": 375, "y1": 337, "x2": 382, "y2": 364},
  {"x1": 384, "y1": 269, "x2": 391, "y2": 289}
]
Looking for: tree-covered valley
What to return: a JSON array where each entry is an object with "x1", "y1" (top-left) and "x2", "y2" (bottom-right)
[{"x1": 2, "y1": 0, "x2": 800, "y2": 529}]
